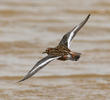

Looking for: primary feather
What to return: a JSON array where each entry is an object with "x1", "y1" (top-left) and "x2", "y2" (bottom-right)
[{"x1": 59, "y1": 14, "x2": 90, "y2": 48}]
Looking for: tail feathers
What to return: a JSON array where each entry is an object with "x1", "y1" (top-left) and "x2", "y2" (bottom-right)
[
  {"x1": 74, "y1": 54, "x2": 80, "y2": 61},
  {"x1": 72, "y1": 53, "x2": 81, "y2": 61}
]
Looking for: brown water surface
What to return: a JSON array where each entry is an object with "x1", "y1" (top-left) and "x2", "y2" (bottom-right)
[{"x1": 0, "y1": 0, "x2": 110, "y2": 100}]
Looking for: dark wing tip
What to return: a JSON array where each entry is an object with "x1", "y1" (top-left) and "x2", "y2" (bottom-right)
[
  {"x1": 58, "y1": 14, "x2": 91, "y2": 48},
  {"x1": 71, "y1": 13, "x2": 91, "y2": 36},
  {"x1": 83, "y1": 13, "x2": 91, "y2": 23},
  {"x1": 17, "y1": 56, "x2": 60, "y2": 83},
  {"x1": 87, "y1": 14, "x2": 91, "y2": 19},
  {"x1": 17, "y1": 77, "x2": 27, "y2": 83},
  {"x1": 17, "y1": 73, "x2": 31, "y2": 83},
  {"x1": 88, "y1": 13, "x2": 91, "y2": 17},
  {"x1": 17, "y1": 79, "x2": 25, "y2": 83},
  {"x1": 17, "y1": 71, "x2": 35, "y2": 83}
]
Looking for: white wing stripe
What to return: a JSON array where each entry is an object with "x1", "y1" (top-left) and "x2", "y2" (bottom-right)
[
  {"x1": 30, "y1": 57, "x2": 59, "y2": 74},
  {"x1": 18, "y1": 56, "x2": 60, "y2": 82},
  {"x1": 68, "y1": 31, "x2": 74, "y2": 48},
  {"x1": 67, "y1": 14, "x2": 90, "y2": 48},
  {"x1": 67, "y1": 26, "x2": 78, "y2": 48}
]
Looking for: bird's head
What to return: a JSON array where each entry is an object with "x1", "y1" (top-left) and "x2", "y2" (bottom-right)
[{"x1": 42, "y1": 48, "x2": 52, "y2": 54}]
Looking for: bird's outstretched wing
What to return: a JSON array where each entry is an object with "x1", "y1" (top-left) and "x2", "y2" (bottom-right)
[
  {"x1": 59, "y1": 14, "x2": 90, "y2": 48},
  {"x1": 18, "y1": 55, "x2": 60, "y2": 82}
]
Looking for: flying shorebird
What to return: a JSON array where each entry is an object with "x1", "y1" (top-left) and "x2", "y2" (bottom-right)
[{"x1": 18, "y1": 14, "x2": 90, "y2": 82}]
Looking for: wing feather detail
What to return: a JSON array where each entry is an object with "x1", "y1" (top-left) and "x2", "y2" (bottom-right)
[
  {"x1": 18, "y1": 56, "x2": 60, "y2": 82},
  {"x1": 59, "y1": 14, "x2": 90, "y2": 48}
]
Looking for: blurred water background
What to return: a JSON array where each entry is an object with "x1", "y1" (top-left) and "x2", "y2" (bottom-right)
[{"x1": 0, "y1": 0, "x2": 110, "y2": 100}]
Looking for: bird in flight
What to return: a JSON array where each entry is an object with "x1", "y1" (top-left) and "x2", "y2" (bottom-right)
[{"x1": 18, "y1": 14, "x2": 90, "y2": 82}]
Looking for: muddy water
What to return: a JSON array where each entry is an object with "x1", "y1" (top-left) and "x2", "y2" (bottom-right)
[{"x1": 0, "y1": 0, "x2": 110, "y2": 100}]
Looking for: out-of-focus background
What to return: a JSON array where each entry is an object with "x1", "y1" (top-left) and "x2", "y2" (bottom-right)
[{"x1": 0, "y1": 0, "x2": 110, "y2": 100}]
